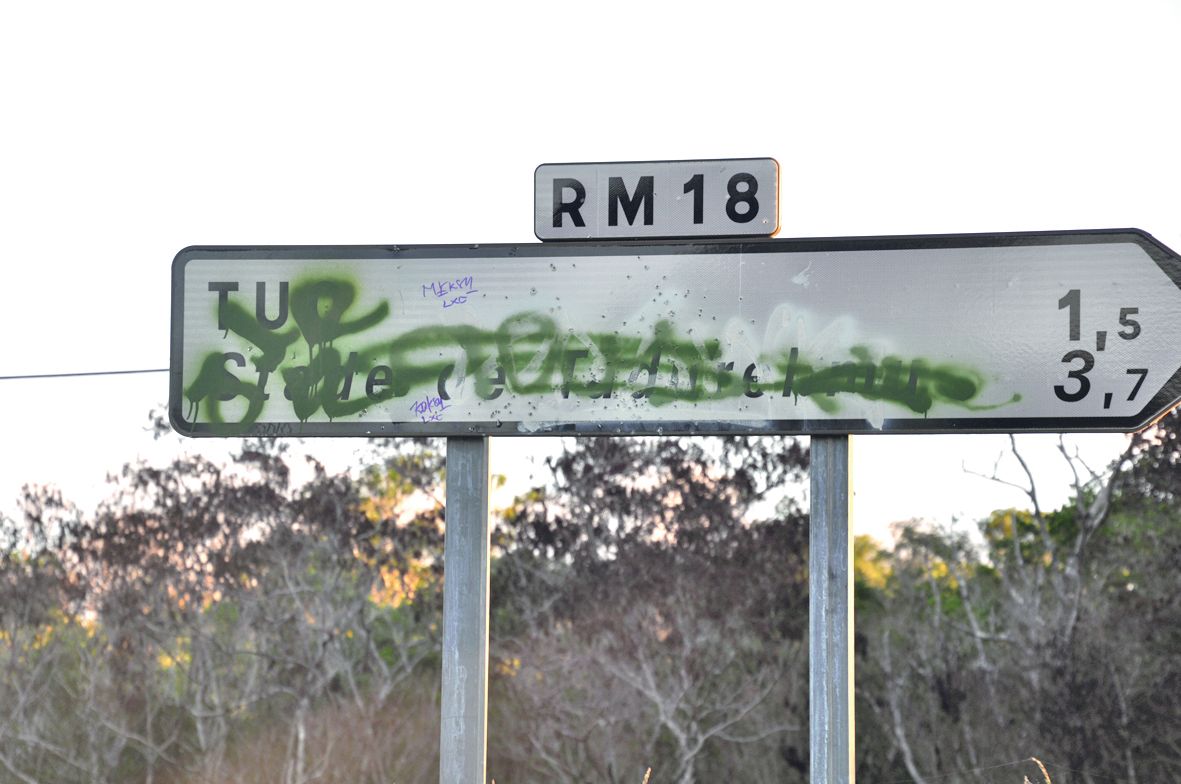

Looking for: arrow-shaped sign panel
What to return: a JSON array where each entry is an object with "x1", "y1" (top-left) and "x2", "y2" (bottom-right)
[{"x1": 169, "y1": 230, "x2": 1181, "y2": 437}]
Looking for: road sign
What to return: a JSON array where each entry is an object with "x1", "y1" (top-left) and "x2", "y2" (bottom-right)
[
  {"x1": 534, "y1": 158, "x2": 779, "y2": 240},
  {"x1": 169, "y1": 229, "x2": 1181, "y2": 438}
]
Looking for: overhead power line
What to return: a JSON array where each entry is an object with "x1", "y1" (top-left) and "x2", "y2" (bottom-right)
[{"x1": 0, "y1": 368, "x2": 168, "y2": 382}]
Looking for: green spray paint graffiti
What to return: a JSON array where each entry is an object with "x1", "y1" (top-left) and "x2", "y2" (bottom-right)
[{"x1": 185, "y1": 276, "x2": 1018, "y2": 427}]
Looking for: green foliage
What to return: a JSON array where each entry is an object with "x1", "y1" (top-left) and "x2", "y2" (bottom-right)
[
  {"x1": 5, "y1": 411, "x2": 1181, "y2": 782},
  {"x1": 489, "y1": 435, "x2": 811, "y2": 782}
]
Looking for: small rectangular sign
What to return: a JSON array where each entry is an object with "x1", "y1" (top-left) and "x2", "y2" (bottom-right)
[
  {"x1": 535, "y1": 158, "x2": 779, "y2": 241},
  {"x1": 170, "y1": 230, "x2": 1181, "y2": 438}
]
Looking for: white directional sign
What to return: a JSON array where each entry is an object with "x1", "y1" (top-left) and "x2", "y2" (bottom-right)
[
  {"x1": 169, "y1": 230, "x2": 1181, "y2": 437},
  {"x1": 535, "y1": 158, "x2": 779, "y2": 240}
]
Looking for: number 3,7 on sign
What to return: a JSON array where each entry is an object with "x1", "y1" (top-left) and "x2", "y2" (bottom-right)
[
  {"x1": 1055, "y1": 288, "x2": 1149, "y2": 410},
  {"x1": 534, "y1": 158, "x2": 779, "y2": 241}
]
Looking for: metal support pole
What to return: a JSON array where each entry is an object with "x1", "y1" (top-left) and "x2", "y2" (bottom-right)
[
  {"x1": 439, "y1": 436, "x2": 490, "y2": 784},
  {"x1": 810, "y1": 435, "x2": 854, "y2": 783}
]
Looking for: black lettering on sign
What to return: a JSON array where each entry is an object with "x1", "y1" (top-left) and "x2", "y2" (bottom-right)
[
  {"x1": 365, "y1": 365, "x2": 394, "y2": 400},
  {"x1": 725, "y1": 173, "x2": 759, "y2": 223},
  {"x1": 781, "y1": 347, "x2": 799, "y2": 397},
  {"x1": 255, "y1": 281, "x2": 289, "y2": 330},
  {"x1": 217, "y1": 353, "x2": 246, "y2": 401},
  {"x1": 552, "y1": 178, "x2": 587, "y2": 228},
  {"x1": 682, "y1": 174, "x2": 704, "y2": 224},
  {"x1": 631, "y1": 348, "x2": 662, "y2": 399},
  {"x1": 1054, "y1": 349, "x2": 1094, "y2": 402},
  {"x1": 437, "y1": 364, "x2": 453, "y2": 401},
  {"x1": 1058, "y1": 289, "x2": 1081, "y2": 341},
  {"x1": 561, "y1": 349, "x2": 590, "y2": 399},
  {"x1": 1126, "y1": 368, "x2": 1148, "y2": 401},
  {"x1": 608, "y1": 176, "x2": 654, "y2": 226},
  {"x1": 208, "y1": 282, "x2": 239, "y2": 331},
  {"x1": 743, "y1": 364, "x2": 763, "y2": 398},
  {"x1": 337, "y1": 352, "x2": 359, "y2": 400},
  {"x1": 714, "y1": 361, "x2": 735, "y2": 395},
  {"x1": 477, "y1": 364, "x2": 506, "y2": 401},
  {"x1": 1118, "y1": 307, "x2": 1141, "y2": 340}
]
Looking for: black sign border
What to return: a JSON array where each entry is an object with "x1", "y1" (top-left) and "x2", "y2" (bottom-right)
[{"x1": 170, "y1": 228, "x2": 1181, "y2": 438}]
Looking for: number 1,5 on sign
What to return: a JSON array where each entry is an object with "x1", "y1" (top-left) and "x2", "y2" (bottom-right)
[{"x1": 1055, "y1": 289, "x2": 1148, "y2": 408}]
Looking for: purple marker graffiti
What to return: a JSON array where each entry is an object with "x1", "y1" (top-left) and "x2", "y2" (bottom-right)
[
  {"x1": 411, "y1": 393, "x2": 449, "y2": 423},
  {"x1": 423, "y1": 275, "x2": 478, "y2": 309}
]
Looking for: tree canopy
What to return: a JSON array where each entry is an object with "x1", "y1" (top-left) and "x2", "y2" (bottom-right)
[{"x1": 1, "y1": 412, "x2": 1179, "y2": 783}]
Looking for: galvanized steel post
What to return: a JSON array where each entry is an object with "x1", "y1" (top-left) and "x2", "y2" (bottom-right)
[
  {"x1": 810, "y1": 435, "x2": 854, "y2": 783},
  {"x1": 439, "y1": 436, "x2": 491, "y2": 784}
]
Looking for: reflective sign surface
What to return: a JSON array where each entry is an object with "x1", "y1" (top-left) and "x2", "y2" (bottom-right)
[{"x1": 170, "y1": 230, "x2": 1181, "y2": 437}]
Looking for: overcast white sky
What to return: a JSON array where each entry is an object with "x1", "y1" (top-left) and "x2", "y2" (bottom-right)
[{"x1": 1, "y1": 0, "x2": 1176, "y2": 541}]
